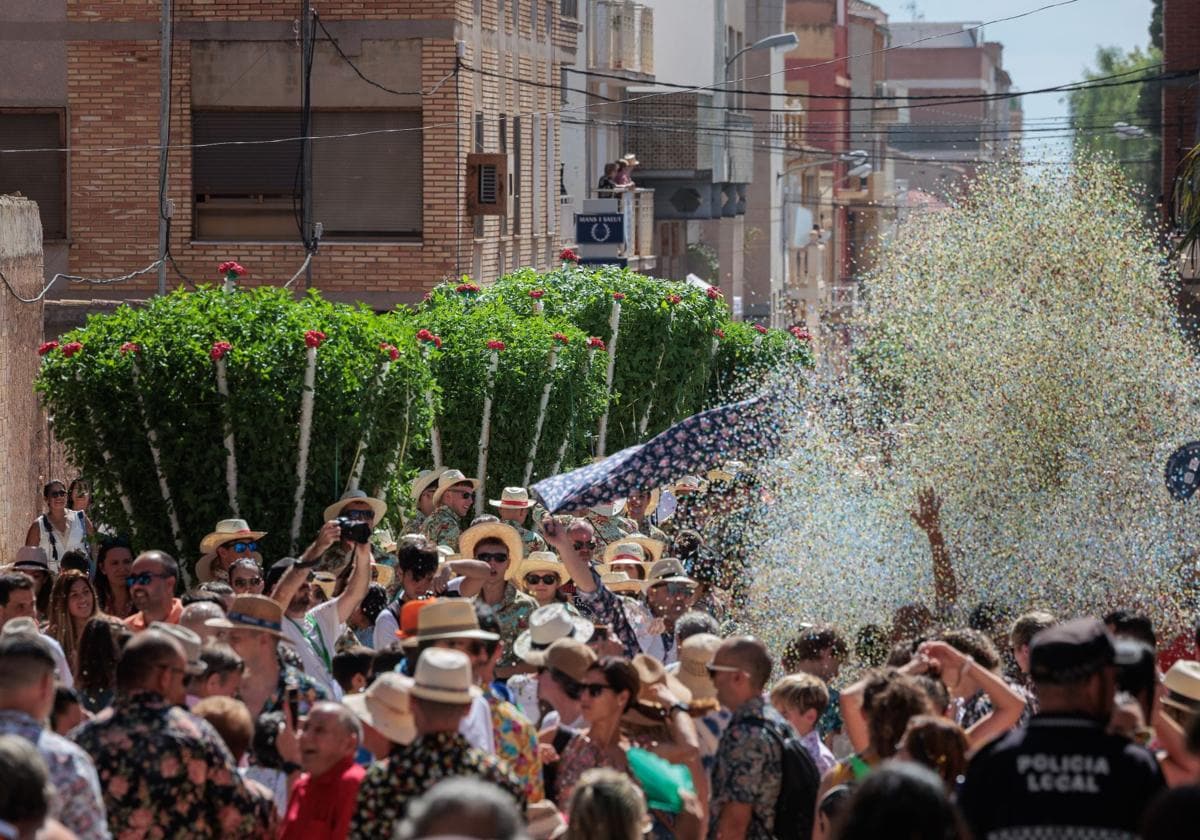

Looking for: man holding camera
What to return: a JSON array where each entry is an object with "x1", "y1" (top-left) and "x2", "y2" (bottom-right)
[{"x1": 268, "y1": 491, "x2": 378, "y2": 699}]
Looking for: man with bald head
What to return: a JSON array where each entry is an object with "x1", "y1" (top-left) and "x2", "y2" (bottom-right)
[
  {"x1": 279, "y1": 701, "x2": 366, "y2": 840},
  {"x1": 123, "y1": 551, "x2": 183, "y2": 631},
  {"x1": 708, "y1": 635, "x2": 815, "y2": 840},
  {"x1": 179, "y1": 601, "x2": 229, "y2": 644},
  {"x1": 71, "y1": 630, "x2": 268, "y2": 838}
]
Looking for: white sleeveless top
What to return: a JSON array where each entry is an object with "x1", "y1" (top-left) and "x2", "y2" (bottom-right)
[{"x1": 36, "y1": 510, "x2": 88, "y2": 572}]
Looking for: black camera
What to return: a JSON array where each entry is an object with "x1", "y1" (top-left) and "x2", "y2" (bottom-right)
[{"x1": 337, "y1": 516, "x2": 372, "y2": 545}]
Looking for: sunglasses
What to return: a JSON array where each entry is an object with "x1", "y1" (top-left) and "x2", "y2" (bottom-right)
[
  {"x1": 48, "y1": 490, "x2": 68, "y2": 498},
  {"x1": 126, "y1": 572, "x2": 171, "y2": 587},
  {"x1": 341, "y1": 509, "x2": 375, "y2": 521},
  {"x1": 579, "y1": 682, "x2": 615, "y2": 698},
  {"x1": 706, "y1": 663, "x2": 745, "y2": 680},
  {"x1": 524, "y1": 573, "x2": 560, "y2": 586},
  {"x1": 477, "y1": 552, "x2": 509, "y2": 565},
  {"x1": 224, "y1": 541, "x2": 258, "y2": 553},
  {"x1": 231, "y1": 576, "x2": 263, "y2": 588},
  {"x1": 650, "y1": 581, "x2": 696, "y2": 597},
  {"x1": 452, "y1": 490, "x2": 476, "y2": 500},
  {"x1": 573, "y1": 540, "x2": 597, "y2": 551}
]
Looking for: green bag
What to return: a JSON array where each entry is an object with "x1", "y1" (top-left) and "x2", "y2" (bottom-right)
[{"x1": 626, "y1": 746, "x2": 695, "y2": 813}]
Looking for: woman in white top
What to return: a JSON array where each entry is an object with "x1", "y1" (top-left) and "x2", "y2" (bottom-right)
[{"x1": 25, "y1": 479, "x2": 94, "y2": 573}]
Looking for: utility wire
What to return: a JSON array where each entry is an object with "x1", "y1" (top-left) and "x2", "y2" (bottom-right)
[{"x1": 314, "y1": 12, "x2": 455, "y2": 97}]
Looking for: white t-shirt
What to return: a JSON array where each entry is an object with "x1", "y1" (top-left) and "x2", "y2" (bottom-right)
[
  {"x1": 282, "y1": 598, "x2": 342, "y2": 700},
  {"x1": 460, "y1": 694, "x2": 495, "y2": 753},
  {"x1": 373, "y1": 606, "x2": 399, "y2": 650}
]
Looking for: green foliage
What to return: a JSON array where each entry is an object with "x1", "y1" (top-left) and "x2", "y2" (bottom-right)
[{"x1": 37, "y1": 268, "x2": 811, "y2": 568}]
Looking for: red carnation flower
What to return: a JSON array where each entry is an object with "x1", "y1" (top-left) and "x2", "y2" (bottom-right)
[
  {"x1": 380, "y1": 342, "x2": 400, "y2": 361},
  {"x1": 456, "y1": 283, "x2": 481, "y2": 294},
  {"x1": 210, "y1": 341, "x2": 232, "y2": 361},
  {"x1": 753, "y1": 324, "x2": 768, "y2": 335},
  {"x1": 432, "y1": 335, "x2": 443, "y2": 349},
  {"x1": 416, "y1": 329, "x2": 435, "y2": 343},
  {"x1": 612, "y1": 292, "x2": 626, "y2": 301},
  {"x1": 713, "y1": 329, "x2": 726, "y2": 339},
  {"x1": 706, "y1": 287, "x2": 722, "y2": 300},
  {"x1": 61, "y1": 341, "x2": 84, "y2": 358},
  {"x1": 119, "y1": 342, "x2": 141, "y2": 355},
  {"x1": 552, "y1": 332, "x2": 570, "y2": 345},
  {"x1": 587, "y1": 337, "x2": 607, "y2": 351},
  {"x1": 218, "y1": 261, "x2": 246, "y2": 277},
  {"x1": 789, "y1": 326, "x2": 813, "y2": 342},
  {"x1": 304, "y1": 330, "x2": 327, "y2": 349},
  {"x1": 667, "y1": 294, "x2": 682, "y2": 305},
  {"x1": 529, "y1": 289, "x2": 545, "y2": 299},
  {"x1": 487, "y1": 340, "x2": 506, "y2": 351},
  {"x1": 37, "y1": 341, "x2": 59, "y2": 356},
  {"x1": 559, "y1": 247, "x2": 580, "y2": 263}
]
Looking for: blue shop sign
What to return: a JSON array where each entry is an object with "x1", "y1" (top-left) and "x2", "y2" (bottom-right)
[{"x1": 575, "y1": 213, "x2": 625, "y2": 245}]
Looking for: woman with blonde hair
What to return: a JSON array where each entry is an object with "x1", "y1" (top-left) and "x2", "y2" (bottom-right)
[
  {"x1": 565, "y1": 768, "x2": 649, "y2": 840},
  {"x1": 44, "y1": 570, "x2": 100, "y2": 676}
]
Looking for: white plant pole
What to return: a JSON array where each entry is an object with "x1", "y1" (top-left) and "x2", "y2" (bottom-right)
[
  {"x1": 522, "y1": 339, "x2": 563, "y2": 486},
  {"x1": 595, "y1": 295, "x2": 623, "y2": 458},
  {"x1": 638, "y1": 302, "x2": 677, "y2": 437},
  {"x1": 552, "y1": 338, "x2": 603, "y2": 476},
  {"x1": 417, "y1": 332, "x2": 443, "y2": 468},
  {"x1": 347, "y1": 354, "x2": 392, "y2": 493},
  {"x1": 213, "y1": 355, "x2": 239, "y2": 514},
  {"x1": 131, "y1": 356, "x2": 184, "y2": 555},
  {"x1": 289, "y1": 331, "x2": 324, "y2": 552},
  {"x1": 475, "y1": 342, "x2": 503, "y2": 515}
]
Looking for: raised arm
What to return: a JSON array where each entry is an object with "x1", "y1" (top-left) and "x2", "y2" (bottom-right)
[
  {"x1": 542, "y1": 516, "x2": 596, "y2": 593},
  {"x1": 333, "y1": 541, "x2": 372, "y2": 625},
  {"x1": 919, "y1": 641, "x2": 1024, "y2": 749},
  {"x1": 909, "y1": 489, "x2": 958, "y2": 618}
]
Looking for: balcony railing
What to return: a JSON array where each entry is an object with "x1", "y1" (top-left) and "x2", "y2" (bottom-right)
[
  {"x1": 590, "y1": 1, "x2": 654, "y2": 77},
  {"x1": 591, "y1": 187, "x2": 656, "y2": 267}
]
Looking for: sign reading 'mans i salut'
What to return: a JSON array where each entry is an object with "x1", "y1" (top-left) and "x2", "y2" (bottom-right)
[{"x1": 575, "y1": 213, "x2": 625, "y2": 245}]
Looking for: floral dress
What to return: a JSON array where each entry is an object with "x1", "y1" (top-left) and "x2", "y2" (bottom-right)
[{"x1": 486, "y1": 686, "x2": 544, "y2": 802}]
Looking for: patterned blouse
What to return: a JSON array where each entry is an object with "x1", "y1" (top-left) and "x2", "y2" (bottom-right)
[
  {"x1": 486, "y1": 686, "x2": 544, "y2": 802},
  {"x1": 71, "y1": 691, "x2": 270, "y2": 839},
  {"x1": 421, "y1": 506, "x2": 464, "y2": 552},
  {"x1": 573, "y1": 568, "x2": 653, "y2": 659},
  {"x1": 348, "y1": 731, "x2": 525, "y2": 839}
]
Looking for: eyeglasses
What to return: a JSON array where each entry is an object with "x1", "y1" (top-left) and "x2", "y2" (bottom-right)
[
  {"x1": 126, "y1": 572, "x2": 172, "y2": 587},
  {"x1": 341, "y1": 509, "x2": 375, "y2": 522},
  {"x1": 224, "y1": 541, "x2": 259, "y2": 554},
  {"x1": 524, "y1": 573, "x2": 560, "y2": 586},
  {"x1": 231, "y1": 576, "x2": 263, "y2": 588},
  {"x1": 573, "y1": 540, "x2": 597, "y2": 551},
  {"x1": 477, "y1": 552, "x2": 509, "y2": 565},
  {"x1": 579, "y1": 682, "x2": 615, "y2": 698},
  {"x1": 48, "y1": 490, "x2": 68, "y2": 498},
  {"x1": 705, "y1": 662, "x2": 745, "y2": 680}
]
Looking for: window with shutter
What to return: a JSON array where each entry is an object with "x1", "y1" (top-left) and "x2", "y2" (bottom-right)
[{"x1": 0, "y1": 110, "x2": 66, "y2": 239}]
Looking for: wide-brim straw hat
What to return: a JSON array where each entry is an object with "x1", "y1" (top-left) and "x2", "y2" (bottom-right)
[
  {"x1": 489, "y1": 486, "x2": 537, "y2": 510},
  {"x1": 371, "y1": 563, "x2": 395, "y2": 588},
  {"x1": 431, "y1": 469, "x2": 481, "y2": 508},
  {"x1": 646, "y1": 557, "x2": 696, "y2": 586},
  {"x1": 514, "y1": 603, "x2": 595, "y2": 660},
  {"x1": 1162, "y1": 660, "x2": 1200, "y2": 713},
  {"x1": 409, "y1": 647, "x2": 482, "y2": 704},
  {"x1": 624, "y1": 653, "x2": 693, "y2": 727},
  {"x1": 211, "y1": 594, "x2": 291, "y2": 642},
  {"x1": 197, "y1": 519, "x2": 267, "y2": 582},
  {"x1": 603, "y1": 536, "x2": 664, "y2": 565},
  {"x1": 512, "y1": 551, "x2": 572, "y2": 587},
  {"x1": 622, "y1": 152, "x2": 641, "y2": 166},
  {"x1": 323, "y1": 489, "x2": 388, "y2": 524},
  {"x1": 457, "y1": 521, "x2": 525, "y2": 575},
  {"x1": 411, "y1": 467, "x2": 449, "y2": 502},
  {"x1": 676, "y1": 633, "x2": 722, "y2": 702},
  {"x1": 344, "y1": 672, "x2": 417, "y2": 746},
  {"x1": 412, "y1": 599, "x2": 499, "y2": 644},
  {"x1": 600, "y1": 570, "x2": 645, "y2": 594},
  {"x1": 598, "y1": 561, "x2": 653, "y2": 583},
  {"x1": 589, "y1": 499, "x2": 626, "y2": 518}
]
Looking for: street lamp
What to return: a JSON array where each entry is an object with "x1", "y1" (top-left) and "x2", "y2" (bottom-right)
[{"x1": 724, "y1": 31, "x2": 800, "y2": 71}]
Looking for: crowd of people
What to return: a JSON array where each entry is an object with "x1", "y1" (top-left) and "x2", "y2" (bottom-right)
[{"x1": 2, "y1": 464, "x2": 1200, "y2": 840}]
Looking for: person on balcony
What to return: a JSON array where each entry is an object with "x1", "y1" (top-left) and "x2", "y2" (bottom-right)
[{"x1": 597, "y1": 162, "x2": 618, "y2": 193}]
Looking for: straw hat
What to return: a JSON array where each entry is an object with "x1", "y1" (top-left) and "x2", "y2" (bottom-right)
[
  {"x1": 624, "y1": 653, "x2": 693, "y2": 727},
  {"x1": 431, "y1": 469, "x2": 481, "y2": 508},
  {"x1": 1162, "y1": 660, "x2": 1200, "y2": 713},
  {"x1": 526, "y1": 801, "x2": 567, "y2": 840},
  {"x1": 410, "y1": 648, "x2": 481, "y2": 704},
  {"x1": 344, "y1": 672, "x2": 417, "y2": 746},
  {"x1": 512, "y1": 551, "x2": 572, "y2": 587},
  {"x1": 598, "y1": 561, "x2": 651, "y2": 582},
  {"x1": 197, "y1": 519, "x2": 266, "y2": 583},
  {"x1": 211, "y1": 594, "x2": 290, "y2": 641},
  {"x1": 646, "y1": 557, "x2": 696, "y2": 587},
  {"x1": 603, "y1": 537, "x2": 664, "y2": 566},
  {"x1": 323, "y1": 489, "x2": 387, "y2": 524},
  {"x1": 522, "y1": 636, "x2": 597, "y2": 679},
  {"x1": 589, "y1": 500, "x2": 626, "y2": 518},
  {"x1": 151, "y1": 622, "x2": 206, "y2": 675},
  {"x1": 672, "y1": 475, "x2": 703, "y2": 494},
  {"x1": 622, "y1": 153, "x2": 640, "y2": 167},
  {"x1": 371, "y1": 563, "x2": 395, "y2": 588},
  {"x1": 411, "y1": 467, "x2": 449, "y2": 502},
  {"x1": 395, "y1": 598, "x2": 440, "y2": 649},
  {"x1": 676, "y1": 633, "x2": 722, "y2": 701},
  {"x1": 412, "y1": 599, "x2": 499, "y2": 644},
  {"x1": 513, "y1": 603, "x2": 595, "y2": 660},
  {"x1": 489, "y1": 487, "x2": 537, "y2": 510},
  {"x1": 600, "y1": 570, "x2": 645, "y2": 595},
  {"x1": 458, "y1": 521, "x2": 525, "y2": 572},
  {"x1": 12, "y1": 547, "x2": 50, "y2": 574}
]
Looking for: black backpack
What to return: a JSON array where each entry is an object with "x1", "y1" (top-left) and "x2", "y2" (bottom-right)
[{"x1": 747, "y1": 716, "x2": 820, "y2": 840}]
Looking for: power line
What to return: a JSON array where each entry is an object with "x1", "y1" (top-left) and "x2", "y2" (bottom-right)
[{"x1": 314, "y1": 12, "x2": 455, "y2": 97}]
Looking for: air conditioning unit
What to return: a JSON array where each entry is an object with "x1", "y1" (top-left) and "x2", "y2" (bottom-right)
[{"x1": 466, "y1": 153, "x2": 511, "y2": 216}]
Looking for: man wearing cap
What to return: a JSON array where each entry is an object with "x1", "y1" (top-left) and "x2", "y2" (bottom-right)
[
  {"x1": 349, "y1": 648, "x2": 525, "y2": 840},
  {"x1": 72, "y1": 629, "x2": 268, "y2": 838},
  {"x1": 0, "y1": 632, "x2": 109, "y2": 839},
  {"x1": 524, "y1": 636, "x2": 596, "y2": 733},
  {"x1": 221, "y1": 594, "x2": 327, "y2": 717},
  {"x1": 279, "y1": 701, "x2": 365, "y2": 840},
  {"x1": 0, "y1": 572, "x2": 74, "y2": 687},
  {"x1": 405, "y1": 467, "x2": 448, "y2": 534},
  {"x1": 196, "y1": 518, "x2": 267, "y2": 584},
  {"x1": 960, "y1": 618, "x2": 1165, "y2": 840},
  {"x1": 489, "y1": 487, "x2": 549, "y2": 555},
  {"x1": 421, "y1": 469, "x2": 481, "y2": 552},
  {"x1": 458, "y1": 521, "x2": 537, "y2": 678},
  {"x1": 123, "y1": 550, "x2": 183, "y2": 632}
]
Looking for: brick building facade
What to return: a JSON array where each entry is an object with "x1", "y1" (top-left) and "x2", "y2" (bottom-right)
[
  {"x1": 1162, "y1": 0, "x2": 1200, "y2": 214},
  {"x1": 0, "y1": 0, "x2": 578, "y2": 309}
]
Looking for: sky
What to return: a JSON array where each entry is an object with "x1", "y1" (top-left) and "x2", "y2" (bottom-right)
[{"x1": 872, "y1": 0, "x2": 1156, "y2": 160}]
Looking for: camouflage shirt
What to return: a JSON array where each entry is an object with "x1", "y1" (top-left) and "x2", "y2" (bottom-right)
[
  {"x1": 421, "y1": 505, "x2": 464, "y2": 552},
  {"x1": 401, "y1": 511, "x2": 427, "y2": 536},
  {"x1": 585, "y1": 513, "x2": 637, "y2": 551}
]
